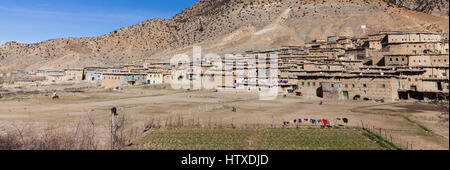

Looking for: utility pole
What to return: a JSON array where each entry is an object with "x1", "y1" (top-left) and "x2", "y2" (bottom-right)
[{"x1": 111, "y1": 107, "x2": 118, "y2": 150}]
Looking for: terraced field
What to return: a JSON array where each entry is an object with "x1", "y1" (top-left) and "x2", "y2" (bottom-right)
[{"x1": 128, "y1": 127, "x2": 399, "y2": 150}]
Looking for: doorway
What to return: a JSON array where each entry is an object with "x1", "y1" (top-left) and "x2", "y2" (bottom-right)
[
  {"x1": 316, "y1": 87, "x2": 323, "y2": 98},
  {"x1": 343, "y1": 91, "x2": 349, "y2": 100}
]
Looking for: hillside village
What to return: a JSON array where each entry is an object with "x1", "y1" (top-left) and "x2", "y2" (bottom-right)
[
  {"x1": 1, "y1": 0, "x2": 449, "y2": 73},
  {"x1": 1, "y1": 31, "x2": 448, "y2": 102},
  {"x1": 0, "y1": 0, "x2": 449, "y2": 151}
]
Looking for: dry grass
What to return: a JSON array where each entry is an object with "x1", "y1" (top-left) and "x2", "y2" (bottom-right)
[
  {"x1": 0, "y1": 114, "x2": 99, "y2": 150},
  {"x1": 0, "y1": 113, "x2": 143, "y2": 150}
]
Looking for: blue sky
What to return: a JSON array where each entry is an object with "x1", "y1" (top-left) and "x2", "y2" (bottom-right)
[{"x1": 0, "y1": 0, "x2": 198, "y2": 45}]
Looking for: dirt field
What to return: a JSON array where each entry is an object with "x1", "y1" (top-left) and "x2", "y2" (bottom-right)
[{"x1": 0, "y1": 84, "x2": 448, "y2": 150}]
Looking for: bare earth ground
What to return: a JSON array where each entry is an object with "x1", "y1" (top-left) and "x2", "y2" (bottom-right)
[{"x1": 0, "y1": 84, "x2": 448, "y2": 150}]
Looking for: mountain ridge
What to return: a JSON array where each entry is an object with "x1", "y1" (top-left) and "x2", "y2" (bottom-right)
[{"x1": 0, "y1": 0, "x2": 448, "y2": 72}]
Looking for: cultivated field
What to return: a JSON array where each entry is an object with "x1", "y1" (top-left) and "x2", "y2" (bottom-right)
[
  {"x1": 126, "y1": 127, "x2": 398, "y2": 150},
  {"x1": 0, "y1": 83, "x2": 448, "y2": 150}
]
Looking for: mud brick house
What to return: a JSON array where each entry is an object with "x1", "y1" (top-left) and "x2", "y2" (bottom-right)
[
  {"x1": 291, "y1": 73, "x2": 400, "y2": 101},
  {"x1": 381, "y1": 32, "x2": 447, "y2": 55},
  {"x1": 40, "y1": 30, "x2": 446, "y2": 101},
  {"x1": 84, "y1": 67, "x2": 108, "y2": 82},
  {"x1": 64, "y1": 68, "x2": 84, "y2": 81},
  {"x1": 122, "y1": 64, "x2": 144, "y2": 72},
  {"x1": 146, "y1": 70, "x2": 164, "y2": 85},
  {"x1": 45, "y1": 70, "x2": 65, "y2": 83},
  {"x1": 338, "y1": 60, "x2": 364, "y2": 71},
  {"x1": 102, "y1": 73, "x2": 147, "y2": 89}
]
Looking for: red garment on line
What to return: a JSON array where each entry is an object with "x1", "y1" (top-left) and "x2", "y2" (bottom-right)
[{"x1": 323, "y1": 119, "x2": 328, "y2": 126}]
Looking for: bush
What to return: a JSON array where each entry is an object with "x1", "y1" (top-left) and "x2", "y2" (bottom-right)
[
  {"x1": 0, "y1": 114, "x2": 99, "y2": 150},
  {"x1": 0, "y1": 113, "x2": 141, "y2": 150}
]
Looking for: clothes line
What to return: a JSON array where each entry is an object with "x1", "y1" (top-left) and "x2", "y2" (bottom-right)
[{"x1": 283, "y1": 117, "x2": 349, "y2": 127}]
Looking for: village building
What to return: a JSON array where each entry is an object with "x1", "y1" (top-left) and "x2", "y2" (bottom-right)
[
  {"x1": 382, "y1": 42, "x2": 448, "y2": 55},
  {"x1": 306, "y1": 48, "x2": 346, "y2": 59},
  {"x1": 84, "y1": 67, "x2": 108, "y2": 82},
  {"x1": 108, "y1": 67, "x2": 123, "y2": 73},
  {"x1": 122, "y1": 64, "x2": 144, "y2": 72},
  {"x1": 129, "y1": 68, "x2": 148, "y2": 73},
  {"x1": 102, "y1": 73, "x2": 122, "y2": 89},
  {"x1": 102, "y1": 73, "x2": 147, "y2": 89},
  {"x1": 379, "y1": 32, "x2": 448, "y2": 55},
  {"x1": 45, "y1": 70, "x2": 65, "y2": 83},
  {"x1": 291, "y1": 73, "x2": 400, "y2": 101},
  {"x1": 338, "y1": 60, "x2": 364, "y2": 71},
  {"x1": 146, "y1": 71, "x2": 164, "y2": 85},
  {"x1": 64, "y1": 68, "x2": 84, "y2": 81},
  {"x1": 341, "y1": 48, "x2": 369, "y2": 60},
  {"x1": 8, "y1": 30, "x2": 444, "y2": 101},
  {"x1": 35, "y1": 70, "x2": 46, "y2": 78}
]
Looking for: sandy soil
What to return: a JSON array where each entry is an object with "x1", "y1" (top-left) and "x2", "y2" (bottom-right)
[{"x1": 0, "y1": 85, "x2": 448, "y2": 150}]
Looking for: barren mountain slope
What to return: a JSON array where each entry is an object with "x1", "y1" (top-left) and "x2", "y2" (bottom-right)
[
  {"x1": 0, "y1": 0, "x2": 448, "y2": 72},
  {"x1": 384, "y1": 0, "x2": 449, "y2": 17}
]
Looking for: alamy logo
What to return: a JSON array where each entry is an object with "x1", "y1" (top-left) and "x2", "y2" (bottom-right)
[{"x1": 169, "y1": 46, "x2": 279, "y2": 100}]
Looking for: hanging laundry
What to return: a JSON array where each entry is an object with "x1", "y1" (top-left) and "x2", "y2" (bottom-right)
[
  {"x1": 323, "y1": 119, "x2": 328, "y2": 127},
  {"x1": 318, "y1": 119, "x2": 322, "y2": 123},
  {"x1": 294, "y1": 119, "x2": 297, "y2": 123},
  {"x1": 343, "y1": 118, "x2": 349, "y2": 124},
  {"x1": 315, "y1": 120, "x2": 319, "y2": 124}
]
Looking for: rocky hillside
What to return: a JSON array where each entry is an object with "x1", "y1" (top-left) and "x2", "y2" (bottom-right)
[
  {"x1": 385, "y1": 0, "x2": 449, "y2": 17},
  {"x1": 0, "y1": 0, "x2": 449, "y2": 72}
]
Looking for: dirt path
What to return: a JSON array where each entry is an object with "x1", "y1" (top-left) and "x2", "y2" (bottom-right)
[{"x1": 350, "y1": 103, "x2": 449, "y2": 150}]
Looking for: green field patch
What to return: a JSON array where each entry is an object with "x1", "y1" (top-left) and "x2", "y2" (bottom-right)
[{"x1": 129, "y1": 127, "x2": 397, "y2": 150}]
